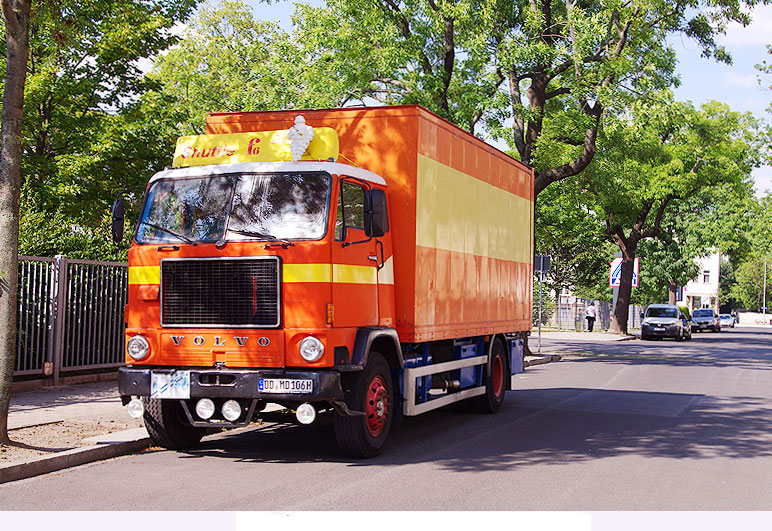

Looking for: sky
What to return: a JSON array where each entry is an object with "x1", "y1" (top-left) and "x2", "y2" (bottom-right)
[
  {"x1": 669, "y1": 5, "x2": 772, "y2": 195},
  {"x1": 245, "y1": 0, "x2": 771, "y2": 194}
]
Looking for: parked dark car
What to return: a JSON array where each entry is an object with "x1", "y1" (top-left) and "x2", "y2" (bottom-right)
[
  {"x1": 692, "y1": 308, "x2": 721, "y2": 332},
  {"x1": 641, "y1": 304, "x2": 692, "y2": 341}
]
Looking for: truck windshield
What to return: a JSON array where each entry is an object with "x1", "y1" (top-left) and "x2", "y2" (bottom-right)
[{"x1": 136, "y1": 172, "x2": 331, "y2": 244}]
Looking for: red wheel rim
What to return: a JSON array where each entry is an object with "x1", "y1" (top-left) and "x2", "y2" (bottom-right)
[
  {"x1": 492, "y1": 355, "x2": 504, "y2": 397},
  {"x1": 366, "y1": 375, "x2": 389, "y2": 437}
]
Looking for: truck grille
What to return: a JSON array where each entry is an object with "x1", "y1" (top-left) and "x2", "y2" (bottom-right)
[{"x1": 161, "y1": 257, "x2": 281, "y2": 327}]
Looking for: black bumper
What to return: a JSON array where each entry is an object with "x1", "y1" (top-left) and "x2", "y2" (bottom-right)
[
  {"x1": 118, "y1": 367, "x2": 345, "y2": 404},
  {"x1": 641, "y1": 325, "x2": 680, "y2": 338}
]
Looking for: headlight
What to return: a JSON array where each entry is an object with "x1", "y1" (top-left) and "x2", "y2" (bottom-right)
[
  {"x1": 299, "y1": 336, "x2": 325, "y2": 362},
  {"x1": 221, "y1": 400, "x2": 242, "y2": 422},
  {"x1": 127, "y1": 335, "x2": 150, "y2": 361}
]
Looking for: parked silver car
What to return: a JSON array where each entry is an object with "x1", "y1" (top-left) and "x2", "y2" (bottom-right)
[
  {"x1": 719, "y1": 313, "x2": 735, "y2": 328},
  {"x1": 692, "y1": 308, "x2": 721, "y2": 332},
  {"x1": 641, "y1": 304, "x2": 692, "y2": 341}
]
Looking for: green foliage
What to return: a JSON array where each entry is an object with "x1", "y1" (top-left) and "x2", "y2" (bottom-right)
[
  {"x1": 729, "y1": 253, "x2": 772, "y2": 311},
  {"x1": 568, "y1": 95, "x2": 761, "y2": 330},
  {"x1": 535, "y1": 180, "x2": 613, "y2": 298},
  {"x1": 532, "y1": 279, "x2": 556, "y2": 325},
  {"x1": 0, "y1": 0, "x2": 197, "y2": 259}
]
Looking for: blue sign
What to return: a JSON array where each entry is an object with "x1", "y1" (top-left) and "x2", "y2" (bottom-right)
[{"x1": 610, "y1": 257, "x2": 639, "y2": 287}]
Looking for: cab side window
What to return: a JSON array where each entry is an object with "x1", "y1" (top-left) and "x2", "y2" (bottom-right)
[{"x1": 335, "y1": 181, "x2": 365, "y2": 240}]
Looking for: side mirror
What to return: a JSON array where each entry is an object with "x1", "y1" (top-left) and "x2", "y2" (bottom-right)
[
  {"x1": 640, "y1": 312, "x2": 644, "y2": 320},
  {"x1": 111, "y1": 196, "x2": 125, "y2": 244},
  {"x1": 365, "y1": 189, "x2": 389, "y2": 238}
]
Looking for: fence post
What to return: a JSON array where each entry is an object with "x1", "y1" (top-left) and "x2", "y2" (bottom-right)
[{"x1": 52, "y1": 255, "x2": 69, "y2": 386}]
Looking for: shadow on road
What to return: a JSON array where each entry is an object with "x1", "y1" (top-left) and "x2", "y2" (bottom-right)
[{"x1": 174, "y1": 386, "x2": 772, "y2": 471}]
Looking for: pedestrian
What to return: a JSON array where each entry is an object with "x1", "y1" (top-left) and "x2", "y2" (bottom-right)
[{"x1": 586, "y1": 302, "x2": 597, "y2": 332}]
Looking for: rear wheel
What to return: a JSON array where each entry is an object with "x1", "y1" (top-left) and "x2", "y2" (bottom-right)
[
  {"x1": 334, "y1": 352, "x2": 393, "y2": 458},
  {"x1": 143, "y1": 398, "x2": 206, "y2": 450},
  {"x1": 471, "y1": 337, "x2": 507, "y2": 413}
]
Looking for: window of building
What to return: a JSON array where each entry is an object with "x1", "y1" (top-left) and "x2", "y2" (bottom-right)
[{"x1": 703, "y1": 270, "x2": 710, "y2": 283}]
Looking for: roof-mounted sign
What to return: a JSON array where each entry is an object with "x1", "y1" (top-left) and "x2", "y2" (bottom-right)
[{"x1": 172, "y1": 124, "x2": 339, "y2": 168}]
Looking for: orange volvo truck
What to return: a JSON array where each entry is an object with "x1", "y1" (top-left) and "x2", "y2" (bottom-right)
[{"x1": 115, "y1": 105, "x2": 534, "y2": 457}]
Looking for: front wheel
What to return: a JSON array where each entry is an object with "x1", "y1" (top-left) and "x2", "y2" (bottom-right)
[
  {"x1": 143, "y1": 398, "x2": 206, "y2": 450},
  {"x1": 334, "y1": 352, "x2": 393, "y2": 458},
  {"x1": 471, "y1": 338, "x2": 507, "y2": 413}
]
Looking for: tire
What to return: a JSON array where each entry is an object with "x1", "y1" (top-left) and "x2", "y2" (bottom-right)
[
  {"x1": 143, "y1": 398, "x2": 206, "y2": 450},
  {"x1": 334, "y1": 352, "x2": 393, "y2": 458},
  {"x1": 471, "y1": 337, "x2": 507, "y2": 414}
]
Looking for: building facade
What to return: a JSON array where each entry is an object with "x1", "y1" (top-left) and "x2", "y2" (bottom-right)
[{"x1": 681, "y1": 252, "x2": 721, "y2": 313}]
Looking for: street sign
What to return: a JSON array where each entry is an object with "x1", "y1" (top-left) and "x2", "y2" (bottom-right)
[
  {"x1": 534, "y1": 255, "x2": 551, "y2": 273},
  {"x1": 610, "y1": 257, "x2": 639, "y2": 287}
]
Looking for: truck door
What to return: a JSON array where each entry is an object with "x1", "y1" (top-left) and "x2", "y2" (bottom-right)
[{"x1": 331, "y1": 179, "x2": 379, "y2": 327}]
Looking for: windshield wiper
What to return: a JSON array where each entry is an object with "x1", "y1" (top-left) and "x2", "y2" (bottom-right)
[
  {"x1": 140, "y1": 221, "x2": 198, "y2": 245},
  {"x1": 228, "y1": 229, "x2": 295, "y2": 247}
]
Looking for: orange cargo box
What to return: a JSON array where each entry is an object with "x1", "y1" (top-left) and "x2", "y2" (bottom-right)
[{"x1": 207, "y1": 105, "x2": 534, "y2": 343}]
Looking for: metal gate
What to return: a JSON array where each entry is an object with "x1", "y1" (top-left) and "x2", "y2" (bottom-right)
[{"x1": 15, "y1": 255, "x2": 128, "y2": 383}]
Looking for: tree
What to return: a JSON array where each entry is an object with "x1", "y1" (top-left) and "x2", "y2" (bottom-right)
[
  {"x1": 576, "y1": 97, "x2": 759, "y2": 333},
  {"x1": 0, "y1": 0, "x2": 196, "y2": 444},
  {"x1": 0, "y1": 0, "x2": 31, "y2": 444},
  {"x1": 280, "y1": 0, "x2": 766, "y2": 197},
  {"x1": 0, "y1": 0, "x2": 196, "y2": 259},
  {"x1": 729, "y1": 253, "x2": 772, "y2": 311},
  {"x1": 534, "y1": 179, "x2": 611, "y2": 299},
  {"x1": 634, "y1": 234, "x2": 701, "y2": 305}
]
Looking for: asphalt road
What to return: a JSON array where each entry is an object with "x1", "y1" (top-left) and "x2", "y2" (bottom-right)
[{"x1": 2, "y1": 326, "x2": 772, "y2": 511}]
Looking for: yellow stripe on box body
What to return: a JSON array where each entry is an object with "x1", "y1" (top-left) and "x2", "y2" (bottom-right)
[
  {"x1": 416, "y1": 154, "x2": 533, "y2": 263},
  {"x1": 129, "y1": 263, "x2": 379, "y2": 285},
  {"x1": 129, "y1": 266, "x2": 160, "y2": 285}
]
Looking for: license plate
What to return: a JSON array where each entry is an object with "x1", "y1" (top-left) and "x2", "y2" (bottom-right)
[
  {"x1": 654, "y1": 327, "x2": 665, "y2": 331},
  {"x1": 258, "y1": 378, "x2": 313, "y2": 394},
  {"x1": 151, "y1": 371, "x2": 191, "y2": 399}
]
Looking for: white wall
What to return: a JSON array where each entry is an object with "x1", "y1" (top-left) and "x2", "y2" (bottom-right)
[{"x1": 683, "y1": 252, "x2": 721, "y2": 310}]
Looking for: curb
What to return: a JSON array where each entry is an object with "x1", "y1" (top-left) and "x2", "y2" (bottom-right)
[
  {"x1": 0, "y1": 436, "x2": 151, "y2": 485},
  {"x1": 524, "y1": 354, "x2": 562, "y2": 366}
]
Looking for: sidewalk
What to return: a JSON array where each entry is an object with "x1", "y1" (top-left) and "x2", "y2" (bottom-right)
[
  {"x1": 1, "y1": 380, "x2": 150, "y2": 484},
  {"x1": 531, "y1": 329, "x2": 636, "y2": 342}
]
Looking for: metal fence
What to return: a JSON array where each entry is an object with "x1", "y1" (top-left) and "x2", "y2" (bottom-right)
[
  {"x1": 551, "y1": 297, "x2": 646, "y2": 331},
  {"x1": 14, "y1": 255, "x2": 127, "y2": 383}
]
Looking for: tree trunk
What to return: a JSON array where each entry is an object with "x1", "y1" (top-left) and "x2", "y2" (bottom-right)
[
  {"x1": 608, "y1": 250, "x2": 637, "y2": 334},
  {"x1": 0, "y1": 0, "x2": 32, "y2": 444},
  {"x1": 668, "y1": 279, "x2": 678, "y2": 305}
]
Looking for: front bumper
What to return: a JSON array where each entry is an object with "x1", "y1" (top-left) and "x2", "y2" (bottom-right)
[
  {"x1": 641, "y1": 324, "x2": 681, "y2": 338},
  {"x1": 692, "y1": 321, "x2": 716, "y2": 330},
  {"x1": 119, "y1": 366, "x2": 344, "y2": 404}
]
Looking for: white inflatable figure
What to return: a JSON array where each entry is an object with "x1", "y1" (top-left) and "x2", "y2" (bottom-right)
[{"x1": 287, "y1": 115, "x2": 314, "y2": 162}]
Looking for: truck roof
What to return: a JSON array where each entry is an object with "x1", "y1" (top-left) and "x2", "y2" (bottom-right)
[{"x1": 149, "y1": 161, "x2": 387, "y2": 186}]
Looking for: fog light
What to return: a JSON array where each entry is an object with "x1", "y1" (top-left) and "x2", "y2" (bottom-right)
[
  {"x1": 296, "y1": 403, "x2": 316, "y2": 425},
  {"x1": 127, "y1": 398, "x2": 144, "y2": 419},
  {"x1": 222, "y1": 400, "x2": 242, "y2": 422},
  {"x1": 195, "y1": 398, "x2": 215, "y2": 420},
  {"x1": 127, "y1": 335, "x2": 150, "y2": 361},
  {"x1": 299, "y1": 336, "x2": 324, "y2": 362}
]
